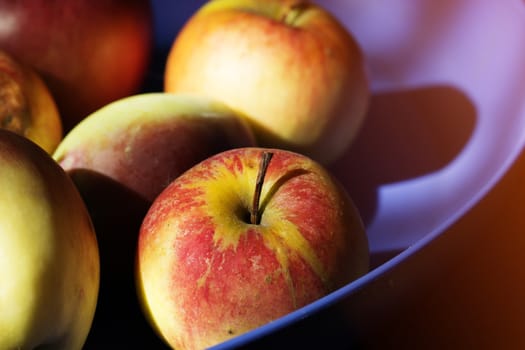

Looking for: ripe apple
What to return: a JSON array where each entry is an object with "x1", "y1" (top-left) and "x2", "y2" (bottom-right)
[
  {"x1": 0, "y1": 130, "x2": 99, "y2": 350},
  {"x1": 0, "y1": 0, "x2": 153, "y2": 131},
  {"x1": 0, "y1": 50, "x2": 62, "y2": 153},
  {"x1": 53, "y1": 92, "x2": 256, "y2": 202},
  {"x1": 164, "y1": 0, "x2": 370, "y2": 165},
  {"x1": 136, "y1": 147, "x2": 369, "y2": 349}
]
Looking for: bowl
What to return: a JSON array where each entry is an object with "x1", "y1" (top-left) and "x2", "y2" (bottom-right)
[{"x1": 146, "y1": 1, "x2": 525, "y2": 348}]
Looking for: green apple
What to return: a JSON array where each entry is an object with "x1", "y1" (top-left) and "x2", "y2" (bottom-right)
[
  {"x1": 136, "y1": 147, "x2": 369, "y2": 349},
  {"x1": 164, "y1": 0, "x2": 370, "y2": 164},
  {"x1": 53, "y1": 92, "x2": 256, "y2": 202},
  {"x1": 0, "y1": 130, "x2": 99, "y2": 350}
]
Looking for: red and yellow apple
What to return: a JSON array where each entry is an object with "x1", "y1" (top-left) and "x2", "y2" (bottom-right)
[
  {"x1": 0, "y1": 50, "x2": 62, "y2": 153},
  {"x1": 164, "y1": 0, "x2": 370, "y2": 164},
  {"x1": 0, "y1": 0, "x2": 153, "y2": 131},
  {"x1": 136, "y1": 147, "x2": 369, "y2": 349},
  {"x1": 53, "y1": 92, "x2": 256, "y2": 203},
  {"x1": 0, "y1": 130, "x2": 99, "y2": 350}
]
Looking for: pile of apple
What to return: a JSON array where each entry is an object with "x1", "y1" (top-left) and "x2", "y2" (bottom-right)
[{"x1": 0, "y1": 0, "x2": 371, "y2": 349}]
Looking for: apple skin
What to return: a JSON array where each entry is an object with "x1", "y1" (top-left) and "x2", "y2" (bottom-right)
[
  {"x1": 0, "y1": 130, "x2": 99, "y2": 350},
  {"x1": 136, "y1": 147, "x2": 369, "y2": 349},
  {"x1": 164, "y1": 0, "x2": 370, "y2": 165},
  {"x1": 0, "y1": 0, "x2": 153, "y2": 131},
  {"x1": 53, "y1": 92, "x2": 257, "y2": 203},
  {"x1": 0, "y1": 50, "x2": 62, "y2": 153}
]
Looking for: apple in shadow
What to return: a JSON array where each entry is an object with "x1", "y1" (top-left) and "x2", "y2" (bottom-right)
[{"x1": 71, "y1": 169, "x2": 169, "y2": 349}]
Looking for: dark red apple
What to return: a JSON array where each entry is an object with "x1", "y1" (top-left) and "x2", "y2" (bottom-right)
[{"x1": 0, "y1": 0, "x2": 153, "y2": 131}]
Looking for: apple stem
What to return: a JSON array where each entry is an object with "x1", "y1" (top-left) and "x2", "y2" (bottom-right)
[
  {"x1": 251, "y1": 151, "x2": 273, "y2": 225},
  {"x1": 281, "y1": 2, "x2": 308, "y2": 25}
]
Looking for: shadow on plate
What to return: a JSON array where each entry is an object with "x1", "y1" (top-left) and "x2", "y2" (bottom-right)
[{"x1": 329, "y1": 84, "x2": 477, "y2": 268}]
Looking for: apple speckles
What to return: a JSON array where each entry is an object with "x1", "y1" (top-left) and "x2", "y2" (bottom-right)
[
  {"x1": 249, "y1": 254, "x2": 263, "y2": 271},
  {"x1": 196, "y1": 256, "x2": 213, "y2": 288},
  {"x1": 0, "y1": 71, "x2": 27, "y2": 134}
]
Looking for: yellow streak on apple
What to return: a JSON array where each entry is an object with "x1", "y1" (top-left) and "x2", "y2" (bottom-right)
[{"x1": 181, "y1": 154, "x2": 328, "y2": 307}]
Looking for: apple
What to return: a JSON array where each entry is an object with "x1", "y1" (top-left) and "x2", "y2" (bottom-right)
[
  {"x1": 0, "y1": 50, "x2": 62, "y2": 153},
  {"x1": 136, "y1": 147, "x2": 369, "y2": 349},
  {"x1": 0, "y1": 0, "x2": 153, "y2": 131},
  {"x1": 0, "y1": 130, "x2": 99, "y2": 350},
  {"x1": 164, "y1": 0, "x2": 370, "y2": 165},
  {"x1": 53, "y1": 92, "x2": 256, "y2": 203}
]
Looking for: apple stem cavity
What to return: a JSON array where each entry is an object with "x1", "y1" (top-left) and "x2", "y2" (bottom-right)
[{"x1": 251, "y1": 151, "x2": 273, "y2": 225}]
